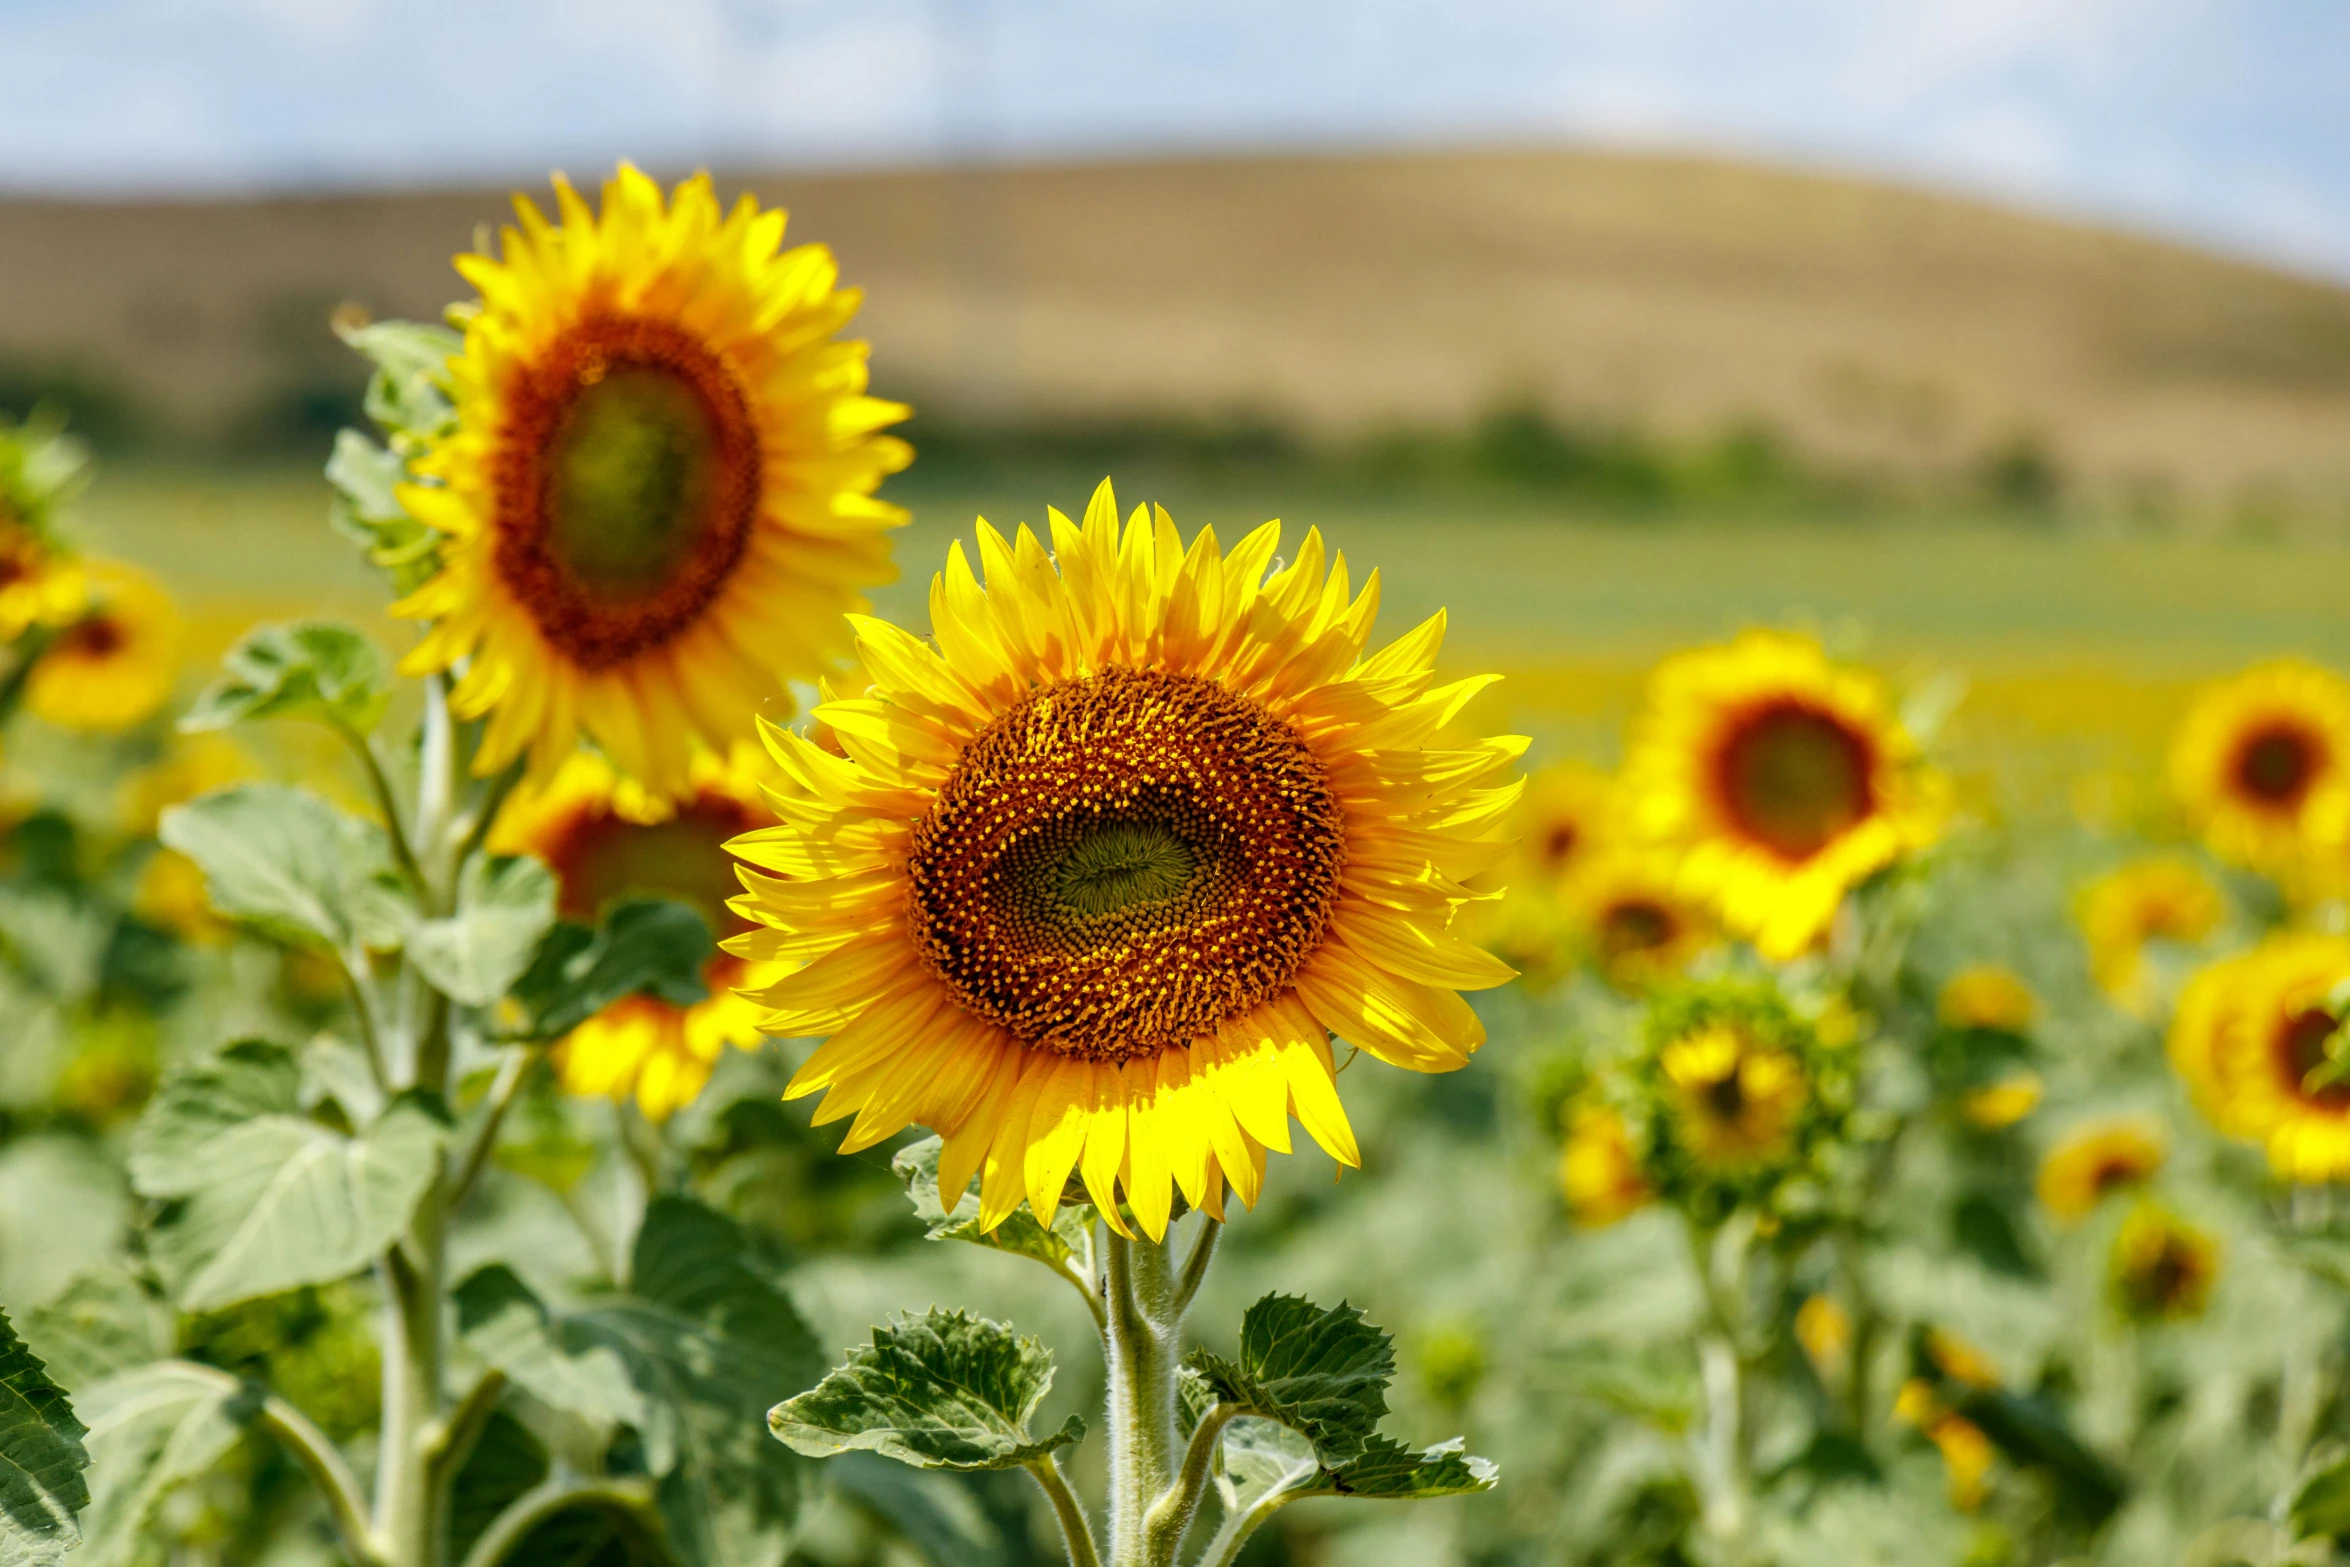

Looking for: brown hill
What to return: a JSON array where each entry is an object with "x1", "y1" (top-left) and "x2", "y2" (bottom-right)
[{"x1": 5, "y1": 148, "x2": 2349, "y2": 509}]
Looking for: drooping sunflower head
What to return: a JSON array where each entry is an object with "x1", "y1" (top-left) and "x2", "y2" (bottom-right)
[
  {"x1": 1629, "y1": 980, "x2": 1848, "y2": 1218},
  {"x1": 395, "y1": 164, "x2": 911, "y2": 799},
  {"x1": 728, "y1": 480, "x2": 1524, "y2": 1240},
  {"x1": 2077, "y1": 856, "x2": 2225, "y2": 1018},
  {"x1": 1574, "y1": 852, "x2": 1713, "y2": 990},
  {"x1": 2107, "y1": 1202, "x2": 2218, "y2": 1324},
  {"x1": 1622, "y1": 630, "x2": 1945, "y2": 961},
  {"x1": 494, "y1": 747, "x2": 780, "y2": 1119},
  {"x1": 1557, "y1": 1102, "x2": 1650, "y2": 1228},
  {"x1": 2169, "y1": 659, "x2": 2350, "y2": 878},
  {"x1": 2035, "y1": 1117, "x2": 2166, "y2": 1222},
  {"x1": 26, "y1": 562, "x2": 179, "y2": 732},
  {"x1": 2170, "y1": 932, "x2": 2350, "y2": 1183}
]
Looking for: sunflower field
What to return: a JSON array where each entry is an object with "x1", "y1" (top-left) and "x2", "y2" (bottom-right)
[{"x1": 4, "y1": 164, "x2": 2350, "y2": 1567}]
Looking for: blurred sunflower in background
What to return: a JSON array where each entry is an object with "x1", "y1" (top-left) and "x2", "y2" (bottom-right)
[
  {"x1": 1574, "y1": 852, "x2": 1714, "y2": 990},
  {"x1": 1939, "y1": 964, "x2": 2037, "y2": 1034},
  {"x1": 2170, "y1": 932, "x2": 2350, "y2": 1182},
  {"x1": 2036, "y1": 1117, "x2": 2166, "y2": 1222},
  {"x1": 25, "y1": 562, "x2": 180, "y2": 731},
  {"x1": 395, "y1": 163, "x2": 911, "y2": 798},
  {"x1": 0, "y1": 410, "x2": 90, "y2": 645},
  {"x1": 2169, "y1": 658, "x2": 2350, "y2": 881},
  {"x1": 730, "y1": 481, "x2": 1523, "y2": 1240},
  {"x1": 2107, "y1": 1203, "x2": 2218, "y2": 1323},
  {"x1": 1622, "y1": 629, "x2": 1945, "y2": 961},
  {"x1": 1472, "y1": 760, "x2": 1618, "y2": 986},
  {"x1": 1558, "y1": 1101, "x2": 1650, "y2": 1227},
  {"x1": 495, "y1": 747, "x2": 783, "y2": 1118},
  {"x1": 2077, "y1": 856, "x2": 2224, "y2": 1018}
]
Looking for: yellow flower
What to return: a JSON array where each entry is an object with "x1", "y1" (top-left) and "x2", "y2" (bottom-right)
[
  {"x1": 1622, "y1": 630, "x2": 1945, "y2": 960},
  {"x1": 1558, "y1": 1104, "x2": 1650, "y2": 1227},
  {"x1": 118, "y1": 732, "x2": 255, "y2": 836},
  {"x1": 2170, "y1": 932, "x2": 2350, "y2": 1182},
  {"x1": 2036, "y1": 1118, "x2": 2166, "y2": 1221},
  {"x1": 494, "y1": 748, "x2": 783, "y2": 1120},
  {"x1": 1796, "y1": 1293, "x2": 1852, "y2": 1380},
  {"x1": 2107, "y1": 1203, "x2": 2218, "y2": 1323},
  {"x1": 1519, "y1": 762, "x2": 1614, "y2": 888},
  {"x1": 2169, "y1": 658, "x2": 2350, "y2": 877},
  {"x1": 1660, "y1": 1023, "x2": 1808, "y2": 1174},
  {"x1": 1469, "y1": 762, "x2": 1616, "y2": 988},
  {"x1": 394, "y1": 164, "x2": 911, "y2": 800},
  {"x1": 2077, "y1": 857, "x2": 2223, "y2": 1017},
  {"x1": 25, "y1": 562, "x2": 180, "y2": 731},
  {"x1": 0, "y1": 411, "x2": 89, "y2": 641},
  {"x1": 728, "y1": 481, "x2": 1523, "y2": 1240},
  {"x1": 1575, "y1": 852, "x2": 1714, "y2": 989},
  {"x1": 136, "y1": 848, "x2": 232, "y2": 946},
  {"x1": 1939, "y1": 964, "x2": 2036, "y2": 1034},
  {"x1": 1962, "y1": 1073, "x2": 2042, "y2": 1130}
]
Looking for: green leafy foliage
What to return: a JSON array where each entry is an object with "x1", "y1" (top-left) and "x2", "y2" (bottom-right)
[
  {"x1": 324, "y1": 430, "x2": 440, "y2": 591},
  {"x1": 340, "y1": 318, "x2": 459, "y2": 441},
  {"x1": 129, "y1": 1041, "x2": 447, "y2": 1312},
  {"x1": 506, "y1": 897, "x2": 711, "y2": 1041},
  {"x1": 452, "y1": 1264, "x2": 643, "y2": 1431},
  {"x1": 1187, "y1": 1293, "x2": 1395, "y2": 1463},
  {"x1": 180, "y1": 620, "x2": 393, "y2": 736},
  {"x1": 0, "y1": 1308, "x2": 90, "y2": 1567},
  {"x1": 405, "y1": 854, "x2": 556, "y2": 1007},
  {"x1": 19, "y1": 1273, "x2": 169, "y2": 1393},
  {"x1": 71, "y1": 1362, "x2": 238, "y2": 1567},
  {"x1": 1325, "y1": 1434, "x2": 1499, "y2": 1498},
  {"x1": 770, "y1": 1307, "x2": 1085, "y2": 1472},
  {"x1": 2294, "y1": 1451, "x2": 2350, "y2": 1541},
  {"x1": 892, "y1": 1134, "x2": 1094, "y2": 1273},
  {"x1": 157, "y1": 784, "x2": 406, "y2": 954},
  {"x1": 566, "y1": 1196, "x2": 823, "y2": 1567}
]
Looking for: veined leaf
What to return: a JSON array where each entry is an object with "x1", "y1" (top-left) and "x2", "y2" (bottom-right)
[
  {"x1": 1186, "y1": 1294, "x2": 1394, "y2": 1463},
  {"x1": 892, "y1": 1136, "x2": 1093, "y2": 1274},
  {"x1": 73, "y1": 1362, "x2": 238, "y2": 1567},
  {"x1": 340, "y1": 317, "x2": 460, "y2": 441},
  {"x1": 452, "y1": 1265, "x2": 642, "y2": 1431},
  {"x1": 0, "y1": 1308, "x2": 90, "y2": 1567},
  {"x1": 20, "y1": 1273, "x2": 169, "y2": 1394},
  {"x1": 770, "y1": 1307, "x2": 1084, "y2": 1472},
  {"x1": 507, "y1": 898, "x2": 711, "y2": 1041},
  {"x1": 324, "y1": 430, "x2": 440, "y2": 591},
  {"x1": 131, "y1": 1043, "x2": 447, "y2": 1313},
  {"x1": 181, "y1": 621, "x2": 391, "y2": 736},
  {"x1": 408, "y1": 855, "x2": 556, "y2": 1007},
  {"x1": 159, "y1": 785, "x2": 406, "y2": 954},
  {"x1": 1326, "y1": 1434, "x2": 1498, "y2": 1498}
]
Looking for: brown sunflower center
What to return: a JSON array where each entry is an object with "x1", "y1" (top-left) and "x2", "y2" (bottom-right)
[
  {"x1": 492, "y1": 314, "x2": 762, "y2": 671},
  {"x1": 2234, "y1": 722, "x2": 2320, "y2": 807},
  {"x1": 1715, "y1": 700, "x2": 1874, "y2": 860},
  {"x1": 541, "y1": 791, "x2": 762, "y2": 944},
  {"x1": 2088, "y1": 1155, "x2": 2146, "y2": 1198},
  {"x1": 2279, "y1": 1005, "x2": 2350, "y2": 1110},
  {"x1": 905, "y1": 666, "x2": 1347, "y2": 1062},
  {"x1": 1536, "y1": 821, "x2": 1580, "y2": 875},
  {"x1": 61, "y1": 614, "x2": 125, "y2": 658},
  {"x1": 1598, "y1": 897, "x2": 1677, "y2": 960}
]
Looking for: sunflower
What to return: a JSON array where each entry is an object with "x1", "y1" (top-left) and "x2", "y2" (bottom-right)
[
  {"x1": 1795, "y1": 1294, "x2": 1852, "y2": 1382},
  {"x1": 394, "y1": 163, "x2": 911, "y2": 799},
  {"x1": 1622, "y1": 630, "x2": 1944, "y2": 961},
  {"x1": 728, "y1": 481, "x2": 1523, "y2": 1240},
  {"x1": 1519, "y1": 762, "x2": 1614, "y2": 888},
  {"x1": 1574, "y1": 852, "x2": 1713, "y2": 989},
  {"x1": 2035, "y1": 1118, "x2": 2166, "y2": 1221},
  {"x1": 2077, "y1": 857, "x2": 2224, "y2": 1018},
  {"x1": 1469, "y1": 762, "x2": 1616, "y2": 987},
  {"x1": 2170, "y1": 932, "x2": 2350, "y2": 1182},
  {"x1": 1938, "y1": 964, "x2": 2036, "y2": 1034},
  {"x1": 24, "y1": 562, "x2": 179, "y2": 731},
  {"x1": 1960, "y1": 1073, "x2": 2042, "y2": 1130},
  {"x1": 494, "y1": 747, "x2": 783, "y2": 1119},
  {"x1": 2107, "y1": 1203, "x2": 2217, "y2": 1323},
  {"x1": 1894, "y1": 1381, "x2": 1996, "y2": 1512},
  {"x1": 2169, "y1": 658, "x2": 2350, "y2": 877},
  {"x1": 1627, "y1": 981, "x2": 1848, "y2": 1219},
  {"x1": 1557, "y1": 1103, "x2": 1650, "y2": 1227},
  {"x1": 0, "y1": 411, "x2": 89, "y2": 642}
]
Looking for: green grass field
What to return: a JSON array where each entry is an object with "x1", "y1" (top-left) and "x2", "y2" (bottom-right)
[{"x1": 82, "y1": 463, "x2": 2349, "y2": 806}]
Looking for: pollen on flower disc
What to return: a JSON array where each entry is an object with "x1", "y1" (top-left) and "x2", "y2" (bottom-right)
[
  {"x1": 905, "y1": 667, "x2": 1347, "y2": 1061},
  {"x1": 492, "y1": 313, "x2": 762, "y2": 668}
]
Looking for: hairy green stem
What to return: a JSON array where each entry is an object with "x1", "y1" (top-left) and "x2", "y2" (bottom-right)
[
  {"x1": 1144, "y1": 1401, "x2": 1241, "y2": 1562},
  {"x1": 1192, "y1": 1466, "x2": 1313, "y2": 1567},
  {"x1": 448, "y1": 1048, "x2": 536, "y2": 1208},
  {"x1": 1104, "y1": 1224, "x2": 1188, "y2": 1567},
  {"x1": 1026, "y1": 1454, "x2": 1106, "y2": 1567},
  {"x1": 456, "y1": 1475, "x2": 659, "y2": 1567},
  {"x1": 335, "y1": 718, "x2": 428, "y2": 900}
]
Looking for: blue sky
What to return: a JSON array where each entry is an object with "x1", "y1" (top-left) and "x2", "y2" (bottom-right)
[{"x1": 6, "y1": 0, "x2": 2349, "y2": 280}]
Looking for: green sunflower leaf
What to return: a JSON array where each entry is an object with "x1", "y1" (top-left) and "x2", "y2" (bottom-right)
[
  {"x1": 0, "y1": 1307, "x2": 91, "y2": 1566},
  {"x1": 451, "y1": 1265, "x2": 642, "y2": 1432},
  {"x1": 130, "y1": 1042, "x2": 448, "y2": 1312},
  {"x1": 340, "y1": 317, "x2": 459, "y2": 442},
  {"x1": 407, "y1": 854, "x2": 557, "y2": 1008},
  {"x1": 20, "y1": 1272, "x2": 170, "y2": 1394},
  {"x1": 770, "y1": 1307, "x2": 1085, "y2": 1472},
  {"x1": 1185, "y1": 1293, "x2": 1394, "y2": 1464},
  {"x1": 1325, "y1": 1434, "x2": 1499, "y2": 1499},
  {"x1": 72, "y1": 1362, "x2": 239, "y2": 1567},
  {"x1": 181, "y1": 620, "x2": 392, "y2": 737},
  {"x1": 506, "y1": 897, "x2": 711, "y2": 1041},
  {"x1": 891, "y1": 1136, "x2": 1094, "y2": 1275},
  {"x1": 324, "y1": 430, "x2": 440, "y2": 592},
  {"x1": 158, "y1": 784, "x2": 407, "y2": 954}
]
